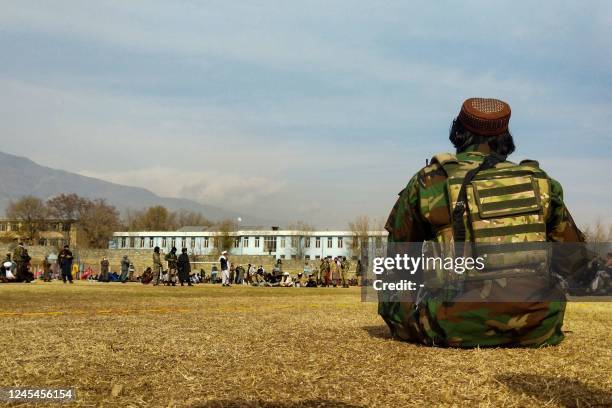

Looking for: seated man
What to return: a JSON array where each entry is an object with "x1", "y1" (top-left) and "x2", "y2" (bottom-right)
[
  {"x1": 280, "y1": 272, "x2": 293, "y2": 287},
  {"x1": 379, "y1": 98, "x2": 587, "y2": 348},
  {"x1": 306, "y1": 274, "x2": 318, "y2": 287},
  {"x1": 294, "y1": 272, "x2": 305, "y2": 287},
  {"x1": 141, "y1": 267, "x2": 154, "y2": 284}
]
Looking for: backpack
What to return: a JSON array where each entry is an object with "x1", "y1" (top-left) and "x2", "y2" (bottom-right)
[{"x1": 423, "y1": 152, "x2": 552, "y2": 287}]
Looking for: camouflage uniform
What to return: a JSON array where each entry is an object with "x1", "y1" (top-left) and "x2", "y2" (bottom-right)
[
  {"x1": 43, "y1": 258, "x2": 53, "y2": 282},
  {"x1": 379, "y1": 146, "x2": 586, "y2": 347},
  {"x1": 320, "y1": 258, "x2": 331, "y2": 286},
  {"x1": 340, "y1": 257, "x2": 351, "y2": 288},
  {"x1": 152, "y1": 251, "x2": 163, "y2": 285},
  {"x1": 164, "y1": 251, "x2": 178, "y2": 285},
  {"x1": 12, "y1": 245, "x2": 29, "y2": 282}
]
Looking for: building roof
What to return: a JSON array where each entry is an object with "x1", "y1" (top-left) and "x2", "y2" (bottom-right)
[{"x1": 114, "y1": 229, "x2": 388, "y2": 237}]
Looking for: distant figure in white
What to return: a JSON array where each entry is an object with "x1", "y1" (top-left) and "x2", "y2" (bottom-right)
[{"x1": 219, "y1": 250, "x2": 231, "y2": 287}]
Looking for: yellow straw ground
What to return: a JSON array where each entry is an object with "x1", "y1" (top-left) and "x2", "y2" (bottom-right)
[{"x1": 0, "y1": 281, "x2": 610, "y2": 407}]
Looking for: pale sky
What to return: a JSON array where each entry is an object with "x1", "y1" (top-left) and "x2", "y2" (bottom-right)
[{"x1": 0, "y1": 1, "x2": 610, "y2": 228}]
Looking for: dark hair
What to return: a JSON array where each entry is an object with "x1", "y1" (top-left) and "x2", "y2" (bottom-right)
[{"x1": 449, "y1": 118, "x2": 516, "y2": 155}]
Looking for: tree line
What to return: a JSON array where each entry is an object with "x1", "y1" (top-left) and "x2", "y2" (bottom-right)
[{"x1": 4, "y1": 194, "x2": 213, "y2": 248}]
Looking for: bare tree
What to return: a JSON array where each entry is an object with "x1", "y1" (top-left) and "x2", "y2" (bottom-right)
[
  {"x1": 79, "y1": 199, "x2": 121, "y2": 248},
  {"x1": 214, "y1": 218, "x2": 237, "y2": 254},
  {"x1": 174, "y1": 209, "x2": 212, "y2": 229},
  {"x1": 348, "y1": 215, "x2": 371, "y2": 260},
  {"x1": 582, "y1": 219, "x2": 612, "y2": 257},
  {"x1": 46, "y1": 193, "x2": 89, "y2": 220},
  {"x1": 127, "y1": 206, "x2": 176, "y2": 231},
  {"x1": 287, "y1": 221, "x2": 314, "y2": 259},
  {"x1": 6, "y1": 196, "x2": 48, "y2": 243},
  {"x1": 126, "y1": 207, "x2": 211, "y2": 231}
]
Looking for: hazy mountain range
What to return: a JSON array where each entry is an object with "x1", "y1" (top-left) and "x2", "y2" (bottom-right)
[{"x1": 0, "y1": 151, "x2": 268, "y2": 225}]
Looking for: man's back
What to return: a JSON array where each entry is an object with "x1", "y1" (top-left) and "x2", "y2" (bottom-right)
[{"x1": 379, "y1": 98, "x2": 586, "y2": 348}]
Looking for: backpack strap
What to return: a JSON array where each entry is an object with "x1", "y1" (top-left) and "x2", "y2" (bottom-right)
[
  {"x1": 431, "y1": 153, "x2": 458, "y2": 167},
  {"x1": 452, "y1": 153, "x2": 507, "y2": 242},
  {"x1": 519, "y1": 159, "x2": 540, "y2": 167}
]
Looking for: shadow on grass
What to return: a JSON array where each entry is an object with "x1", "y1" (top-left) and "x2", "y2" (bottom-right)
[
  {"x1": 362, "y1": 325, "x2": 393, "y2": 340},
  {"x1": 193, "y1": 399, "x2": 363, "y2": 407},
  {"x1": 496, "y1": 373, "x2": 612, "y2": 407}
]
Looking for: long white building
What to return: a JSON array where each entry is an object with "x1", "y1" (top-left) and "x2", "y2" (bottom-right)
[{"x1": 111, "y1": 227, "x2": 388, "y2": 260}]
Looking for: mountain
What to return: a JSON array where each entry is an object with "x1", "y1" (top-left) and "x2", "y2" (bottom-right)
[{"x1": 0, "y1": 151, "x2": 264, "y2": 225}]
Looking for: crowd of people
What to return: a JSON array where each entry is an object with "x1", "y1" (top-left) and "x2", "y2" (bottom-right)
[
  {"x1": 138, "y1": 248, "x2": 365, "y2": 288},
  {"x1": 586, "y1": 253, "x2": 612, "y2": 295},
  {"x1": 207, "y1": 251, "x2": 365, "y2": 288},
  {"x1": 0, "y1": 242, "x2": 367, "y2": 288},
  {"x1": 3, "y1": 242, "x2": 609, "y2": 294},
  {"x1": 0, "y1": 243, "x2": 82, "y2": 284}
]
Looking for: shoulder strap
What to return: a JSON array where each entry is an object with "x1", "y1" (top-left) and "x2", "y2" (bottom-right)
[
  {"x1": 519, "y1": 159, "x2": 540, "y2": 167},
  {"x1": 431, "y1": 153, "x2": 458, "y2": 167},
  {"x1": 452, "y1": 153, "x2": 507, "y2": 242}
]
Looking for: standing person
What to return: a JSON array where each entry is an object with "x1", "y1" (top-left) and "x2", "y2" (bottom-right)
[
  {"x1": 318, "y1": 258, "x2": 326, "y2": 286},
  {"x1": 100, "y1": 257, "x2": 110, "y2": 282},
  {"x1": 330, "y1": 257, "x2": 340, "y2": 287},
  {"x1": 321, "y1": 257, "x2": 330, "y2": 286},
  {"x1": 177, "y1": 248, "x2": 193, "y2": 286},
  {"x1": 72, "y1": 262, "x2": 79, "y2": 280},
  {"x1": 229, "y1": 263, "x2": 235, "y2": 284},
  {"x1": 43, "y1": 256, "x2": 53, "y2": 282},
  {"x1": 57, "y1": 245, "x2": 74, "y2": 284},
  {"x1": 379, "y1": 97, "x2": 588, "y2": 347},
  {"x1": 219, "y1": 251, "x2": 230, "y2": 287},
  {"x1": 303, "y1": 261, "x2": 311, "y2": 278},
  {"x1": 355, "y1": 259, "x2": 363, "y2": 286},
  {"x1": 340, "y1": 256, "x2": 350, "y2": 288},
  {"x1": 119, "y1": 255, "x2": 130, "y2": 283},
  {"x1": 22, "y1": 248, "x2": 34, "y2": 282},
  {"x1": 128, "y1": 263, "x2": 135, "y2": 281},
  {"x1": 245, "y1": 263, "x2": 253, "y2": 284},
  {"x1": 236, "y1": 264, "x2": 246, "y2": 284},
  {"x1": 13, "y1": 243, "x2": 31, "y2": 283},
  {"x1": 152, "y1": 246, "x2": 163, "y2": 286},
  {"x1": 164, "y1": 247, "x2": 178, "y2": 286},
  {"x1": 211, "y1": 265, "x2": 218, "y2": 283}
]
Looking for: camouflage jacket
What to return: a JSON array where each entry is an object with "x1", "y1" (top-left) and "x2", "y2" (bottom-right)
[
  {"x1": 165, "y1": 252, "x2": 178, "y2": 269},
  {"x1": 12, "y1": 246, "x2": 26, "y2": 264},
  {"x1": 379, "y1": 148, "x2": 585, "y2": 348},
  {"x1": 152, "y1": 252, "x2": 162, "y2": 268}
]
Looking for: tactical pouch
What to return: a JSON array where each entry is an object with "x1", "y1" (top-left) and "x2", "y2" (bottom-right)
[
  {"x1": 427, "y1": 153, "x2": 552, "y2": 285},
  {"x1": 464, "y1": 173, "x2": 550, "y2": 281}
]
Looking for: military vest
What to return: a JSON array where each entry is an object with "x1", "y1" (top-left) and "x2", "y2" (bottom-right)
[{"x1": 422, "y1": 152, "x2": 552, "y2": 287}]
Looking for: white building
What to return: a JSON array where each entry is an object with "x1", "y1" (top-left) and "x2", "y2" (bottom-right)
[{"x1": 111, "y1": 227, "x2": 388, "y2": 260}]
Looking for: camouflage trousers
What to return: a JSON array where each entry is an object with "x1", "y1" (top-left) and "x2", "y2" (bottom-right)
[
  {"x1": 153, "y1": 265, "x2": 163, "y2": 285},
  {"x1": 166, "y1": 268, "x2": 177, "y2": 284},
  {"x1": 340, "y1": 270, "x2": 348, "y2": 287},
  {"x1": 378, "y1": 298, "x2": 567, "y2": 348}
]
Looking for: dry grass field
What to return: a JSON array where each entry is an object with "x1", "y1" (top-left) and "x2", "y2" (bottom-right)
[{"x1": 0, "y1": 281, "x2": 610, "y2": 407}]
